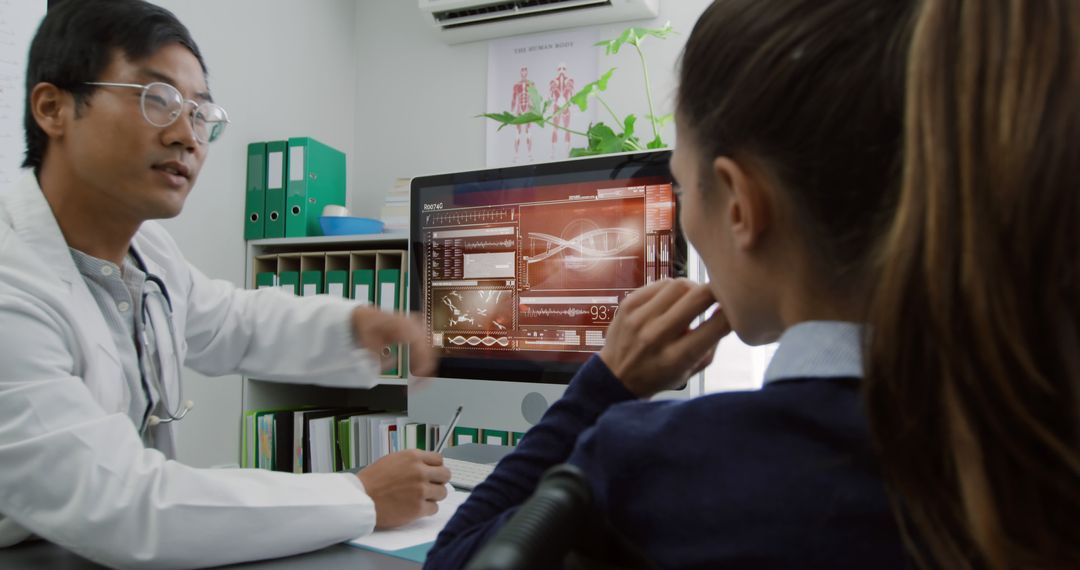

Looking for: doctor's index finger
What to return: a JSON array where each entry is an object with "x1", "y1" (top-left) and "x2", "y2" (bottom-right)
[
  {"x1": 424, "y1": 481, "x2": 450, "y2": 502},
  {"x1": 426, "y1": 464, "x2": 452, "y2": 486},
  {"x1": 413, "y1": 449, "x2": 445, "y2": 466},
  {"x1": 384, "y1": 312, "x2": 427, "y2": 343},
  {"x1": 408, "y1": 340, "x2": 438, "y2": 378}
]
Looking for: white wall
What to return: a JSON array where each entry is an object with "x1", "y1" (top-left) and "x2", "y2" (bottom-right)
[
  {"x1": 0, "y1": 1, "x2": 46, "y2": 189},
  {"x1": 153, "y1": 0, "x2": 359, "y2": 467}
]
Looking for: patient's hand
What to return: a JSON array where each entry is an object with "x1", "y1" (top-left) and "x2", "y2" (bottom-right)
[
  {"x1": 357, "y1": 449, "x2": 451, "y2": 529},
  {"x1": 600, "y1": 278, "x2": 730, "y2": 398}
]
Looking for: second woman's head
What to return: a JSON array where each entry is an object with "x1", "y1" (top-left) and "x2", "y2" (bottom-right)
[{"x1": 673, "y1": 0, "x2": 914, "y2": 343}]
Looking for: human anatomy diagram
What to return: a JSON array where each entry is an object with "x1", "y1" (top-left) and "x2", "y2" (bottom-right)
[
  {"x1": 549, "y1": 63, "x2": 575, "y2": 158},
  {"x1": 507, "y1": 63, "x2": 579, "y2": 163},
  {"x1": 510, "y1": 66, "x2": 535, "y2": 163}
]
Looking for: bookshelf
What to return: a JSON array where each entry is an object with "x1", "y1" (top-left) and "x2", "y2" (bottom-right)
[{"x1": 240, "y1": 232, "x2": 411, "y2": 442}]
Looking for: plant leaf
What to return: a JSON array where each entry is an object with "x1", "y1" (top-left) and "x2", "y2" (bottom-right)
[
  {"x1": 587, "y1": 122, "x2": 617, "y2": 141},
  {"x1": 478, "y1": 112, "x2": 519, "y2": 130},
  {"x1": 595, "y1": 21, "x2": 675, "y2": 55},
  {"x1": 647, "y1": 113, "x2": 674, "y2": 128},
  {"x1": 646, "y1": 134, "x2": 666, "y2": 149},
  {"x1": 622, "y1": 114, "x2": 637, "y2": 139},
  {"x1": 514, "y1": 111, "x2": 546, "y2": 127},
  {"x1": 586, "y1": 122, "x2": 641, "y2": 155},
  {"x1": 585, "y1": 122, "x2": 620, "y2": 154},
  {"x1": 478, "y1": 110, "x2": 546, "y2": 131},
  {"x1": 569, "y1": 67, "x2": 617, "y2": 112},
  {"x1": 569, "y1": 146, "x2": 602, "y2": 158},
  {"x1": 477, "y1": 111, "x2": 516, "y2": 124},
  {"x1": 527, "y1": 85, "x2": 544, "y2": 116}
]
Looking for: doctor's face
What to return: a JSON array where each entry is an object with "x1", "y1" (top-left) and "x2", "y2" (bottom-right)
[{"x1": 63, "y1": 43, "x2": 209, "y2": 221}]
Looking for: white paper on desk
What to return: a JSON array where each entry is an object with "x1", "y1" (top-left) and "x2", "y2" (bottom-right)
[{"x1": 349, "y1": 487, "x2": 470, "y2": 552}]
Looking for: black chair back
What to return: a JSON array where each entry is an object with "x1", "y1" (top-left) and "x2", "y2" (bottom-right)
[{"x1": 465, "y1": 464, "x2": 657, "y2": 570}]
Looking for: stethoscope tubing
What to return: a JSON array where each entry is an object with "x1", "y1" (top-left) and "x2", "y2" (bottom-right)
[{"x1": 131, "y1": 250, "x2": 190, "y2": 431}]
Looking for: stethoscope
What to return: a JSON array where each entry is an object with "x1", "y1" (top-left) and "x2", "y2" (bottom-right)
[{"x1": 130, "y1": 249, "x2": 194, "y2": 432}]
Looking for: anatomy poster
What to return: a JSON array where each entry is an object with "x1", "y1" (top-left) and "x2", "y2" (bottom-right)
[{"x1": 486, "y1": 28, "x2": 599, "y2": 167}]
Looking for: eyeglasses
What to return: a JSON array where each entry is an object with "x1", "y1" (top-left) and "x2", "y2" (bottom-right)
[{"x1": 84, "y1": 81, "x2": 230, "y2": 144}]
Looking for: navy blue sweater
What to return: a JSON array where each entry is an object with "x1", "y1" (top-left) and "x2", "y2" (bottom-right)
[{"x1": 425, "y1": 356, "x2": 907, "y2": 569}]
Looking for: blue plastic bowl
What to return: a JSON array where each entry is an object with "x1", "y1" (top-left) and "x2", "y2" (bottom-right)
[{"x1": 319, "y1": 216, "x2": 385, "y2": 236}]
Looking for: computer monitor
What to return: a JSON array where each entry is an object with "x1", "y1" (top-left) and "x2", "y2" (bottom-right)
[{"x1": 408, "y1": 150, "x2": 687, "y2": 433}]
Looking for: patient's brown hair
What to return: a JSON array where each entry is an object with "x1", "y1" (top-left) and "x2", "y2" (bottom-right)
[{"x1": 865, "y1": 0, "x2": 1080, "y2": 567}]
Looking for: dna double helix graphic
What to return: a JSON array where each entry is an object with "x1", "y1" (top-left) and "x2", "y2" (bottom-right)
[{"x1": 526, "y1": 227, "x2": 640, "y2": 264}]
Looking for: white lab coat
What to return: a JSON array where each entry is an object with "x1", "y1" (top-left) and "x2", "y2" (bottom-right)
[{"x1": 0, "y1": 175, "x2": 384, "y2": 568}]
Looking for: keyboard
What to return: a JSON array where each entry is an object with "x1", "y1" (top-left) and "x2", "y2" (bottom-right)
[{"x1": 443, "y1": 457, "x2": 496, "y2": 490}]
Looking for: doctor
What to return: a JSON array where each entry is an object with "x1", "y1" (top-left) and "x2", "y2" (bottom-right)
[{"x1": 0, "y1": 0, "x2": 450, "y2": 567}]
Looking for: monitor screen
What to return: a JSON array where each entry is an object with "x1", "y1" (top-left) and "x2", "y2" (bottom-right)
[{"x1": 409, "y1": 151, "x2": 685, "y2": 384}]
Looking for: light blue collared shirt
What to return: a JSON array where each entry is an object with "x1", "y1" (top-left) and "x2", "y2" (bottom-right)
[{"x1": 763, "y1": 321, "x2": 864, "y2": 385}]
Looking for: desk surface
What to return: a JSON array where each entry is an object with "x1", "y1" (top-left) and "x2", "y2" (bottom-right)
[{"x1": 0, "y1": 539, "x2": 421, "y2": 569}]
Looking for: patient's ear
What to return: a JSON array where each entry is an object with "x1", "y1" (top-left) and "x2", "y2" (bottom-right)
[
  {"x1": 29, "y1": 83, "x2": 71, "y2": 139},
  {"x1": 713, "y1": 156, "x2": 772, "y2": 250}
]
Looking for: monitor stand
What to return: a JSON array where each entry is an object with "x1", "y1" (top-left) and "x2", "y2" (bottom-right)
[{"x1": 443, "y1": 443, "x2": 514, "y2": 465}]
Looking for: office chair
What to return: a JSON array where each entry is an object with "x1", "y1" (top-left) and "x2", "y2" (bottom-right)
[{"x1": 464, "y1": 464, "x2": 657, "y2": 570}]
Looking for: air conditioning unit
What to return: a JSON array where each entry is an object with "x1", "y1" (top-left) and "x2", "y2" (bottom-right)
[{"x1": 419, "y1": 0, "x2": 661, "y2": 44}]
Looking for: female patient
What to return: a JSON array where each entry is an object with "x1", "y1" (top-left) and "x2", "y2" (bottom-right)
[
  {"x1": 425, "y1": 0, "x2": 917, "y2": 567},
  {"x1": 865, "y1": 0, "x2": 1080, "y2": 568}
]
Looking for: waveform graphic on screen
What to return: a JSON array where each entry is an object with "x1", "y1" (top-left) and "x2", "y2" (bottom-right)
[
  {"x1": 519, "y1": 306, "x2": 590, "y2": 318},
  {"x1": 461, "y1": 239, "x2": 515, "y2": 250},
  {"x1": 426, "y1": 208, "x2": 515, "y2": 227}
]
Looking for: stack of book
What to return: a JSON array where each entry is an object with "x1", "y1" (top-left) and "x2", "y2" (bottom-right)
[
  {"x1": 242, "y1": 407, "x2": 448, "y2": 473},
  {"x1": 379, "y1": 177, "x2": 410, "y2": 232},
  {"x1": 241, "y1": 407, "x2": 530, "y2": 473}
]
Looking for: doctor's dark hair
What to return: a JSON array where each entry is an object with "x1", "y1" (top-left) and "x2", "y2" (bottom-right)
[
  {"x1": 677, "y1": 0, "x2": 915, "y2": 293},
  {"x1": 23, "y1": 0, "x2": 206, "y2": 174}
]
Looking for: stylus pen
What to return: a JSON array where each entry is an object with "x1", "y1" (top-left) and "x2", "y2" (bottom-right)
[{"x1": 434, "y1": 405, "x2": 464, "y2": 454}]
